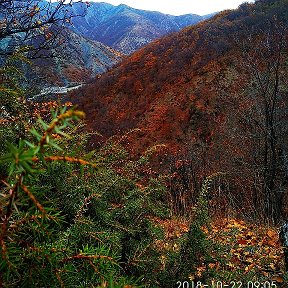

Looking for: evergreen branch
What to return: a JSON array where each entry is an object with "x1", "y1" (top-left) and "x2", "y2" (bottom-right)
[
  {"x1": 20, "y1": 183, "x2": 46, "y2": 214},
  {"x1": 39, "y1": 110, "x2": 85, "y2": 148},
  {"x1": 88, "y1": 260, "x2": 105, "y2": 279},
  {"x1": 0, "y1": 236, "x2": 9, "y2": 268},
  {"x1": 17, "y1": 239, "x2": 67, "y2": 254},
  {"x1": 10, "y1": 214, "x2": 45, "y2": 231},
  {"x1": 75, "y1": 194, "x2": 101, "y2": 220},
  {"x1": 61, "y1": 254, "x2": 115, "y2": 263},
  {"x1": 86, "y1": 232, "x2": 104, "y2": 243},
  {"x1": 0, "y1": 176, "x2": 21, "y2": 266},
  {"x1": 32, "y1": 156, "x2": 98, "y2": 168},
  {"x1": 55, "y1": 270, "x2": 65, "y2": 288}
]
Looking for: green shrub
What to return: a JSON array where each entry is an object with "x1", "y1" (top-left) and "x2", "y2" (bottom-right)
[{"x1": 0, "y1": 105, "x2": 170, "y2": 287}]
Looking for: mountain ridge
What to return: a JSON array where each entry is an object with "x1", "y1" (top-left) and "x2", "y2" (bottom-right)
[
  {"x1": 72, "y1": 0, "x2": 288, "y2": 153},
  {"x1": 70, "y1": 2, "x2": 206, "y2": 54},
  {"x1": 25, "y1": 27, "x2": 122, "y2": 87}
]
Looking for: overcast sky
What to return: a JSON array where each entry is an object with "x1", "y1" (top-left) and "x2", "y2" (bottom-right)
[{"x1": 89, "y1": 0, "x2": 255, "y2": 16}]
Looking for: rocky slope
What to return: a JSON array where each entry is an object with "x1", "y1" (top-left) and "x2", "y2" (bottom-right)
[
  {"x1": 26, "y1": 27, "x2": 122, "y2": 87},
  {"x1": 0, "y1": 2, "x2": 123, "y2": 87}
]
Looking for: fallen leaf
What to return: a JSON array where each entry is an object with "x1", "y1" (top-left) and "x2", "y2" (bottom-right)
[
  {"x1": 267, "y1": 240, "x2": 277, "y2": 247},
  {"x1": 261, "y1": 271, "x2": 269, "y2": 277},
  {"x1": 230, "y1": 256, "x2": 241, "y2": 264},
  {"x1": 244, "y1": 263, "x2": 256, "y2": 274},
  {"x1": 267, "y1": 230, "x2": 276, "y2": 239},
  {"x1": 208, "y1": 263, "x2": 216, "y2": 269},
  {"x1": 238, "y1": 239, "x2": 248, "y2": 245},
  {"x1": 271, "y1": 276, "x2": 284, "y2": 283}
]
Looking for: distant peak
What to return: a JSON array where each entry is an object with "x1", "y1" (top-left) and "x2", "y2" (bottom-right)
[{"x1": 117, "y1": 3, "x2": 129, "y2": 9}]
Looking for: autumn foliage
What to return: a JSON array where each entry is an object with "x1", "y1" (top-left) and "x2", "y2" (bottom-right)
[
  {"x1": 1, "y1": 0, "x2": 288, "y2": 286},
  {"x1": 72, "y1": 0, "x2": 288, "y2": 224}
]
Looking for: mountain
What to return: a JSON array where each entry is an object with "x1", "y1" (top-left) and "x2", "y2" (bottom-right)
[
  {"x1": 72, "y1": 0, "x2": 288, "y2": 222},
  {"x1": 72, "y1": 0, "x2": 288, "y2": 160},
  {"x1": 0, "y1": 26, "x2": 122, "y2": 88},
  {"x1": 28, "y1": 28, "x2": 122, "y2": 87},
  {"x1": 0, "y1": 2, "x2": 122, "y2": 87},
  {"x1": 69, "y1": 2, "x2": 204, "y2": 54},
  {"x1": 0, "y1": 1, "x2": 207, "y2": 86}
]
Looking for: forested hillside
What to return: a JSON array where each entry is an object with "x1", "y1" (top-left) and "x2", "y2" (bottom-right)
[{"x1": 74, "y1": 0, "x2": 288, "y2": 224}]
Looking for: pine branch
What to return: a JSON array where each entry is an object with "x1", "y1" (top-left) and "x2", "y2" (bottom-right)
[
  {"x1": 0, "y1": 175, "x2": 21, "y2": 267},
  {"x1": 39, "y1": 110, "x2": 85, "y2": 148},
  {"x1": 20, "y1": 183, "x2": 46, "y2": 214},
  {"x1": 61, "y1": 254, "x2": 115, "y2": 263},
  {"x1": 32, "y1": 155, "x2": 98, "y2": 168}
]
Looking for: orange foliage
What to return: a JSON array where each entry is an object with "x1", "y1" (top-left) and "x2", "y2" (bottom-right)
[{"x1": 69, "y1": 0, "x2": 288, "y2": 219}]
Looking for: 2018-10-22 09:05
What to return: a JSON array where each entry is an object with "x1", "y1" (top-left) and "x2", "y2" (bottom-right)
[{"x1": 176, "y1": 281, "x2": 278, "y2": 288}]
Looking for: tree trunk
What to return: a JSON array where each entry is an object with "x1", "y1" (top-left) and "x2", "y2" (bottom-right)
[{"x1": 280, "y1": 223, "x2": 288, "y2": 271}]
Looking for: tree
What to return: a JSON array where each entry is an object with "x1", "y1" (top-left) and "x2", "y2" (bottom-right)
[
  {"x1": 0, "y1": 0, "x2": 87, "y2": 59},
  {"x1": 0, "y1": 1, "x2": 89, "y2": 140},
  {"x1": 230, "y1": 18, "x2": 288, "y2": 223}
]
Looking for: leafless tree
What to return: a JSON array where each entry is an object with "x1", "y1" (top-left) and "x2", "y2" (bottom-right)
[
  {"x1": 233, "y1": 19, "x2": 288, "y2": 223},
  {"x1": 0, "y1": 0, "x2": 87, "y2": 58}
]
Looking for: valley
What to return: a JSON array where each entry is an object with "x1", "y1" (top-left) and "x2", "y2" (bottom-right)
[{"x1": 28, "y1": 83, "x2": 84, "y2": 101}]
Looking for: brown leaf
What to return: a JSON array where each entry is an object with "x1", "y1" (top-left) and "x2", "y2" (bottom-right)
[
  {"x1": 267, "y1": 240, "x2": 277, "y2": 247},
  {"x1": 271, "y1": 276, "x2": 284, "y2": 283},
  {"x1": 261, "y1": 271, "x2": 269, "y2": 277},
  {"x1": 238, "y1": 239, "x2": 248, "y2": 245},
  {"x1": 230, "y1": 256, "x2": 241, "y2": 264},
  {"x1": 267, "y1": 230, "x2": 276, "y2": 239},
  {"x1": 244, "y1": 263, "x2": 256, "y2": 274},
  {"x1": 208, "y1": 263, "x2": 216, "y2": 269}
]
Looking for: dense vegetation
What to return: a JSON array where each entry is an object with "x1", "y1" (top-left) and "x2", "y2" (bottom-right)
[
  {"x1": 1, "y1": 0, "x2": 288, "y2": 287},
  {"x1": 74, "y1": 0, "x2": 288, "y2": 224}
]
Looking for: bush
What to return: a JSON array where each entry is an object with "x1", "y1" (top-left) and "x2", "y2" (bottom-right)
[{"x1": 0, "y1": 104, "x2": 170, "y2": 287}]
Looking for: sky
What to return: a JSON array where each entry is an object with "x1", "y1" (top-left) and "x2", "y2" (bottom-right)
[{"x1": 89, "y1": 0, "x2": 255, "y2": 16}]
